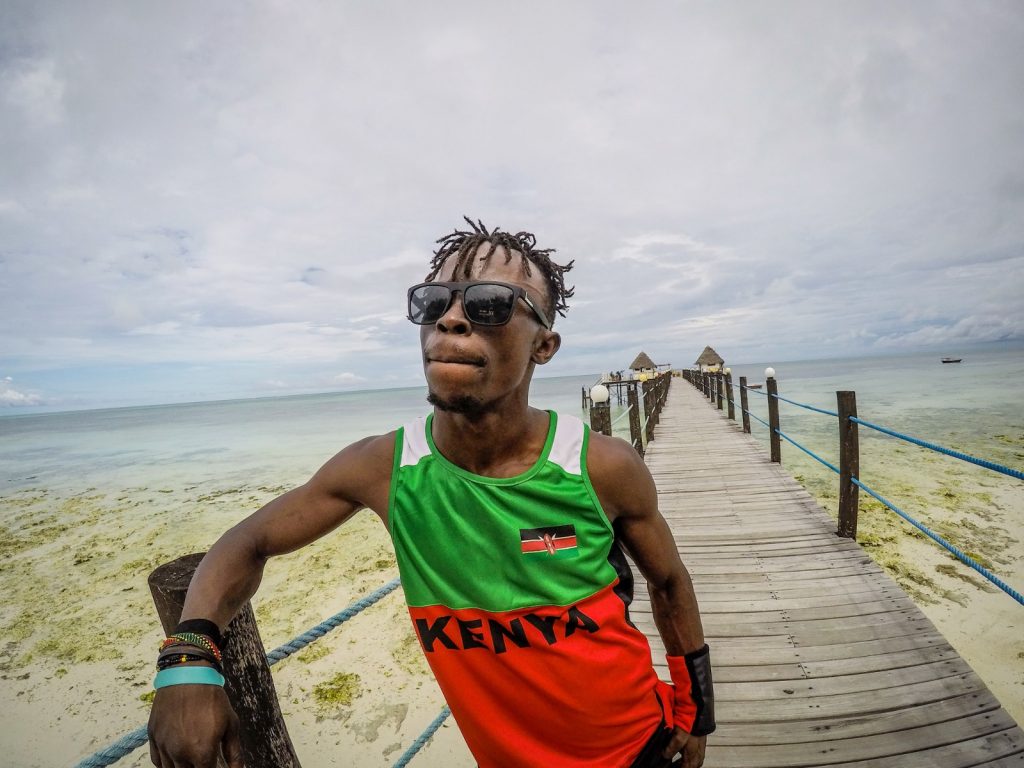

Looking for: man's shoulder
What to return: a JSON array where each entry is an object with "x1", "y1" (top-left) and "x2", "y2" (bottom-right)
[
  {"x1": 316, "y1": 430, "x2": 400, "y2": 482},
  {"x1": 586, "y1": 428, "x2": 646, "y2": 472}
]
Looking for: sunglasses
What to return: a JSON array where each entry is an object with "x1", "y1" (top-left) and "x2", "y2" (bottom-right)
[{"x1": 407, "y1": 281, "x2": 551, "y2": 329}]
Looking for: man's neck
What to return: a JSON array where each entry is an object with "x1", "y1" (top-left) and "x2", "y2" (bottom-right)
[{"x1": 431, "y1": 402, "x2": 550, "y2": 479}]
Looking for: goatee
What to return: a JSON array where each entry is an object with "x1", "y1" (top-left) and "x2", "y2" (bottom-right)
[{"x1": 427, "y1": 391, "x2": 494, "y2": 419}]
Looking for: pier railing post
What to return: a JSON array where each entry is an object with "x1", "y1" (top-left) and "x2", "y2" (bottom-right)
[
  {"x1": 643, "y1": 380, "x2": 655, "y2": 443},
  {"x1": 837, "y1": 390, "x2": 860, "y2": 539},
  {"x1": 766, "y1": 376, "x2": 782, "y2": 463},
  {"x1": 739, "y1": 376, "x2": 751, "y2": 434},
  {"x1": 716, "y1": 374, "x2": 724, "y2": 411},
  {"x1": 627, "y1": 383, "x2": 644, "y2": 455},
  {"x1": 725, "y1": 372, "x2": 735, "y2": 421},
  {"x1": 149, "y1": 553, "x2": 302, "y2": 768},
  {"x1": 589, "y1": 399, "x2": 612, "y2": 436}
]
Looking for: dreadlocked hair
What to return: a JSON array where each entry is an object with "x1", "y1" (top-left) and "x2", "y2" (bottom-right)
[{"x1": 426, "y1": 216, "x2": 574, "y2": 324}]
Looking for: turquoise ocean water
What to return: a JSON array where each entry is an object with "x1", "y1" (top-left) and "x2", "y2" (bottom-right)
[{"x1": 3, "y1": 348, "x2": 1022, "y2": 499}]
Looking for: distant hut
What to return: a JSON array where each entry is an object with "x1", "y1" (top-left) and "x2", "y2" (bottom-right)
[
  {"x1": 629, "y1": 351, "x2": 658, "y2": 381},
  {"x1": 694, "y1": 346, "x2": 724, "y2": 373}
]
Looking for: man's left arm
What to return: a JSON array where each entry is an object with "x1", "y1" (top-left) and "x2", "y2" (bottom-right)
[{"x1": 587, "y1": 432, "x2": 714, "y2": 766}]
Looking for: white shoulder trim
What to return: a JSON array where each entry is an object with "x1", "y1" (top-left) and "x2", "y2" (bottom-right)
[
  {"x1": 548, "y1": 413, "x2": 584, "y2": 476},
  {"x1": 400, "y1": 416, "x2": 431, "y2": 467}
]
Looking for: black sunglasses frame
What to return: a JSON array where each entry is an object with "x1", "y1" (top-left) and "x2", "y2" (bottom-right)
[{"x1": 407, "y1": 281, "x2": 552, "y2": 330}]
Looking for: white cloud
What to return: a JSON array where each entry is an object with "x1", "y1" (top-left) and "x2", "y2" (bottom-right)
[
  {"x1": 0, "y1": 1, "x2": 1022, "y2": 408},
  {"x1": 0, "y1": 376, "x2": 42, "y2": 407}
]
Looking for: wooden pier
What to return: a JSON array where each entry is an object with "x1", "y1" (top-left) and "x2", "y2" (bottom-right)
[{"x1": 631, "y1": 381, "x2": 1024, "y2": 767}]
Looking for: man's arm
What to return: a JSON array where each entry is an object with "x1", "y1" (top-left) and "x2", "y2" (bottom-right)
[
  {"x1": 587, "y1": 432, "x2": 709, "y2": 767},
  {"x1": 148, "y1": 432, "x2": 396, "y2": 768},
  {"x1": 180, "y1": 432, "x2": 396, "y2": 628}
]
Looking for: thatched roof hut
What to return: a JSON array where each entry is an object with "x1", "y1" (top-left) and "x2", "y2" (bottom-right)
[
  {"x1": 629, "y1": 351, "x2": 657, "y2": 371},
  {"x1": 694, "y1": 346, "x2": 724, "y2": 372}
]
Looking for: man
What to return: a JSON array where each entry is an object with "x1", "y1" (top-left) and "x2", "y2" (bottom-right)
[{"x1": 148, "y1": 218, "x2": 714, "y2": 768}]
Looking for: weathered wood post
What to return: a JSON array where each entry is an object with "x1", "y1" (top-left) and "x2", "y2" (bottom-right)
[
  {"x1": 739, "y1": 376, "x2": 751, "y2": 434},
  {"x1": 589, "y1": 397, "x2": 612, "y2": 436},
  {"x1": 725, "y1": 372, "x2": 735, "y2": 421},
  {"x1": 149, "y1": 553, "x2": 301, "y2": 768},
  {"x1": 716, "y1": 374, "x2": 724, "y2": 411},
  {"x1": 837, "y1": 390, "x2": 860, "y2": 539},
  {"x1": 643, "y1": 380, "x2": 655, "y2": 443},
  {"x1": 627, "y1": 383, "x2": 644, "y2": 455},
  {"x1": 766, "y1": 375, "x2": 782, "y2": 463}
]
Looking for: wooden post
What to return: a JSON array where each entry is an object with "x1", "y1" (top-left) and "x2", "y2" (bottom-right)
[
  {"x1": 589, "y1": 400, "x2": 612, "y2": 436},
  {"x1": 716, "y1": 374, "x2": 724, "y2": 410},
  {"x1": 725, "y1": 373, "x2": 735, "y2": 421},
  {"x1": 149, "y1": 554, "x2": 302, "y2": 768},
  {"x1": 627, "y1": 383, "x2": 643, "y2": 455},
  {"x1": 837, "y1": 391, "x2": 860, "y2": 539},
  {"x1": 766, "y1": 376, "x2": 781, "y2": 463},
  {"x1": 581, "y1": 386, "x2": 588, "y2": 410},
  {"x1": 643, "y1": 380, "x2": 655, "y2": 443},
  {"x1": 739, "y1": 376, "x2": 751, "y2": 434}
]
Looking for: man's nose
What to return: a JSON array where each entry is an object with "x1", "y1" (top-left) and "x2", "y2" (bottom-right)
[{"x1": 436, "y1": 292, "x2": 471, "y2": 334}]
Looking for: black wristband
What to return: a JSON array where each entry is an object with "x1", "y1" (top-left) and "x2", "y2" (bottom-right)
[
  {"x1": 684, "y1": 645, "x2": 716, "y2": 736},
  {"x1": 173, "y1": 618, "x2": 223, "y2": 648}
]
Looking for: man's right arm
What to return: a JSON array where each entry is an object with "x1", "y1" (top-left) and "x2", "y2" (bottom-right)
[
  {"x1": 180, "y1": 432, "x2": 396, "y2": 627},
  {"x1": 148, "y1": 432, "x2": 397, "y2": 768}
]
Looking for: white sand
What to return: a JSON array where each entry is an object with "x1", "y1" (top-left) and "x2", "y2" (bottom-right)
[{"x1": 1, "y1": 439, "x2": 1021, "y2": 767}]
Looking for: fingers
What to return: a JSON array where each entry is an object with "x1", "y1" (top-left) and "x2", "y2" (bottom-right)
[
  {"x1": 661, "y1": 727, "x2": 690, "y2": 760},
  {"x1": 681, "y1": 734, "x2": 707, "y2": 768}
]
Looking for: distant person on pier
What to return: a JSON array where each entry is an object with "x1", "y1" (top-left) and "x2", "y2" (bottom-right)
[{"x1": 147, "y1": 217, "x2": 715, "y2": 768}]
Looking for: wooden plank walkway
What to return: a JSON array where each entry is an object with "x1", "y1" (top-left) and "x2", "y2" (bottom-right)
[{"x1": 631, "y1": 381, "x2": 1024, "y2": 767}]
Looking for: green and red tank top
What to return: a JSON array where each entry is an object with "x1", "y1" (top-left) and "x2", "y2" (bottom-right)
[{"x1": 388, "y1": 410, "x2": 666, "y2": 767}]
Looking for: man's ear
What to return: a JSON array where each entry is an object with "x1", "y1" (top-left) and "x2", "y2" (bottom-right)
[{"x1": 531, "y1": 329, "x2": 561, "y2": 365}]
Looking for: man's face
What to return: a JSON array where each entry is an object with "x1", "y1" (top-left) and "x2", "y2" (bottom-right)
[{"x1": 418, "y1": 243, "x2": 559, "y2": 417}]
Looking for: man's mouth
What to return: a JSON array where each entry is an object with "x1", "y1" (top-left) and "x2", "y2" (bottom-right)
[{"x1": 428, "y1": 356, "x2": 485, "y2": 366}]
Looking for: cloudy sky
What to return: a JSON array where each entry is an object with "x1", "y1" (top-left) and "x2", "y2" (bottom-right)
[{"x1": 2, "y1": 1, "x2": 1023, "y2": 411}]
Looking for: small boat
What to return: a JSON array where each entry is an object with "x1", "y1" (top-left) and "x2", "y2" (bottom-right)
[
  {"x1": 747, "y1": 383, "x2": 763, "y2": 389},
  {"x1": 941, "y1": 357, "x2": 962, "y2": 364}
]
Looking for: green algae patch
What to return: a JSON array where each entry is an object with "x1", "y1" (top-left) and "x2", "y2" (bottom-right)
[
  {"x1": 296, "y1": 644, "x2": 331, "y2": 664},
  {"x1": 139, "y1": 690, "x2": 156, "y2": 706},
  {"x1": 312, "y1": 672, "x2": 361, "y2": 708},
  {"x1": 391, "y1": 631, "x2": 430, "y2": 676}
]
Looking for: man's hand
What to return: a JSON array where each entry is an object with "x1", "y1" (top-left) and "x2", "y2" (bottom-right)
[
  {"x1": 662, "y1": 728, "x2": 706, "y2": 767},
  {"x1": 148, "y1": 684, "x2": 243, "y2": 768}
]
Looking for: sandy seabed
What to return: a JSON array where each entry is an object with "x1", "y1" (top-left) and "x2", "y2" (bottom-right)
[{"x1": 1, "y1": 433, "x2": 1022, "y2": 768}]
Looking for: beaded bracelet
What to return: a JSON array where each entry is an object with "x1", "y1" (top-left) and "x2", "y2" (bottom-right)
[
  {"x1": 174, "y1": 618, "x2": 223, "y2": 649},
  {"x1": 154, "y1": 666, "x2": 225, "y2": 689},
  {"x1": 159, "y1": 633, "x2": 222, "y2": 663},
  {"x1": 157, "y1": 650, "x2": 223, "y2": 673}
]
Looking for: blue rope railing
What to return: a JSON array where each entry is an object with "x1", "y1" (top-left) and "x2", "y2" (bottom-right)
[
  {"x1": 852, "y1": 478, "x2": 1024, "y2": 606},
  {"x1": 74, "y1": 579, "x2": 404, "y2": 768},
  {"x1": 771, "y1": 393, "x2": 839, "y2": 418},
  {"x1": 745, "y1": 409, "x2": 771, "y2": 430},
  {"x1": 774, "y1": 428, "x2": 840, "y2": 475},
  {"x1": 391, "y1": 706, "x2": 452, "y2": 767},
  {"x1": 850, "y1": 417, "x2": 1024, "y2": 482},
  {"x1": 722, "y1": 380, "x2": 1023, "y2": 607},
  {"x1": 266, "y1": 578, "x2": 401, "y2": 663},
  {"x1": 610, "y1": 404, "x2": 634, "y2": 427}
]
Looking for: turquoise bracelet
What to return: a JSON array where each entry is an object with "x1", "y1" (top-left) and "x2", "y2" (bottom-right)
[{"x1": 154, "y1": 666, "x2": 225, "y2": 689}]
